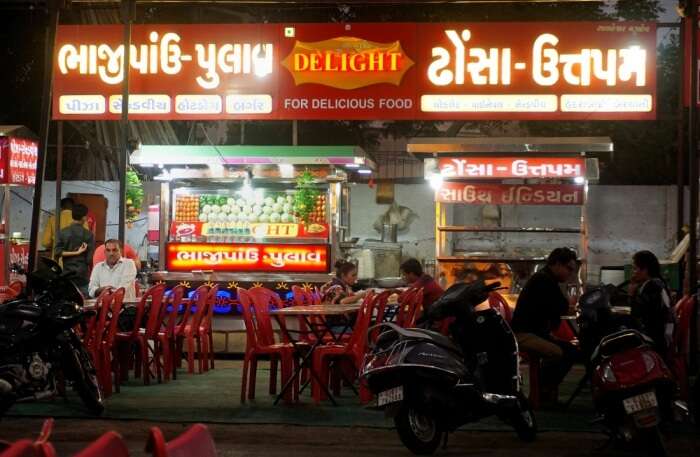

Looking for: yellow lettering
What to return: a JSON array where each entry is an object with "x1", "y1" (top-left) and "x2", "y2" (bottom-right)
[{"x1": 294, "y1": 53, "x2": 308, "y2": 71}]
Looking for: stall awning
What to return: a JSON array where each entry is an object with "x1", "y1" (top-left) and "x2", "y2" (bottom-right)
[
  {"x1": 130, "y1": 145, "x2": 375, "y2": 169},
  {"x1": 407, "y1": 137, "x2": 614, "y2": 158}
]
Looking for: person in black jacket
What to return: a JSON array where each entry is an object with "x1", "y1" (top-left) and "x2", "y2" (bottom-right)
[
  {"x1": 511, "y1": 247, "x2": 579, "y2": 405},
  {"x1": 629, "y1": 250, "x2": 674, "y2": 359}
]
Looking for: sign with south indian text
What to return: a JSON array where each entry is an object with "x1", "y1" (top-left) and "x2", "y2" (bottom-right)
[
  {"x1": 53, "y1": 22, "x2": 656, "y2": 121},
  {"x1": 436, "y1": 182, "x2": 584, "y2": 205},
  {"x1": 438, "y1": 157, "x2": 585, "y2": 179}
]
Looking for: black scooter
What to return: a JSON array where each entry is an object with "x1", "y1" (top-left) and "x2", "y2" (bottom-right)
[
  {"x1": 361, "y1": 281, "x2": 536, "y2": 455},
  {"x1": 0, "y1": 258, "x2": 104, "y2": 416}
]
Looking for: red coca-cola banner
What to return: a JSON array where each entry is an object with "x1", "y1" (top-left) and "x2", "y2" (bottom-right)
[
  {"x1": 438, "y1": 157, "x2": 585, "y2": 179},
  {"x1": 436, "y1": 182, "x2": 584, "y2": 205},
  {"x1": 0, "y1": 137, "x2": 38, "y2": 186},
  {"x1": 53, "y1": 22, "x2": 656, "y2": 121},
  {"x1": 166, "y1": 242, "x2": 329, "y2": 272}
]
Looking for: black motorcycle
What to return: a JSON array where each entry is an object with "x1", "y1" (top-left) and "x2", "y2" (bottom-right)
[
  {"x1": 0, "y1": 258, "x2": 104, "y2": 416},
  {"x1": 361, "y1": 281, "x2": 536, "y2": 455}
]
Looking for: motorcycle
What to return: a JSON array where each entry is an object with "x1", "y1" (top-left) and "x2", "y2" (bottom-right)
[
  {"x1": 361, "y1": 281, "x2": 536, "y2": 455},
  {"x1": 578, "y1": 285, "x2": 677, "y2": 457},
  {"x1": 0, "y1": 258, "x2": 104, "y2": 416}
]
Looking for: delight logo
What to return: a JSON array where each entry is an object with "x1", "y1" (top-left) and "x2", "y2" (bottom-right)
[{"x1": 281, "y1": 36, "x2": 414, "y2": 90}]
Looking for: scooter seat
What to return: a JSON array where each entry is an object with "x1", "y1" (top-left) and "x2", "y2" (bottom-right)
[{"x1": 383, "y1": 323, "x2": 462, "y2": 355}]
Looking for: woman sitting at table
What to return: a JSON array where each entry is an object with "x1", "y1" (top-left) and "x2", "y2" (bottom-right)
[{"x1": 320, "y1": 260, "x2": 367, "y2": 305}]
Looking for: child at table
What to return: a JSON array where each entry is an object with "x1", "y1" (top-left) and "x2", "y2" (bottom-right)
[{"x1": 320, "y1": 260, "x2": 367, "y2": 305}]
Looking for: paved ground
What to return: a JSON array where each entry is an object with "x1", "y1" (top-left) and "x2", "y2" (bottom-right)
[{"x1": 1, "y1": 418, "x2": 698, "y2": 456}]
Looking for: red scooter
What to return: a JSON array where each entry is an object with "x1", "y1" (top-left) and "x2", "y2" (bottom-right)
[{"x1": 590, "y1": 329, "x2": 674, "y2": 457}]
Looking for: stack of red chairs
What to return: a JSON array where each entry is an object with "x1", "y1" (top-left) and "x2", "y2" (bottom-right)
[
  {"x1": 83, "y1": 288, "x2": 125, "y2": 397},
  {"x1": 310, "y1": 290, "x2": 377, "y2": 404},
  {"x1": 238, "y1": 287, "x2": 297, "y2": 403},
  {"x1": 0, "y1": 419, "x2": 56, "y2": 457}
]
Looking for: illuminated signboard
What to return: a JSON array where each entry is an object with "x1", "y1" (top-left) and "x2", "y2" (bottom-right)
[
  {"x1": 436, "y1": 182, "x2": 584, "y2": 205},
  {"x1": 0, "y1": 137, "x2": 38, "y2": 186},
  {"x1": 169, "y1": 222, "x2": 329, "y2": 239},
  {"x1": 437, "y1": 157, "x2": 585, "y2": 179},
  {"x1": 166, "y1": 242, "x2": 329, "y2": 272},
  {"x1": 53, "y1": 22, "x2": 656, "y2": 121}
]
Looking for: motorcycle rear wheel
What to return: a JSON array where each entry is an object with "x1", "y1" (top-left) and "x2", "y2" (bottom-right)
[
  {"x1": 65, "y1": 342, "x2": 104, "y2": 415},
  {"x1": 394, "y1": 404, "x2": 442, "y2": 455}
]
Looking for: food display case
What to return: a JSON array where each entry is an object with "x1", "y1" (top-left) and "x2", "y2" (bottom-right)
[
  {"x1": 130, "y1": 145, "x2": 373, "y2": 314},
  {"x1": 408, "y1": 137, "x2": 611, "y2": 299}
]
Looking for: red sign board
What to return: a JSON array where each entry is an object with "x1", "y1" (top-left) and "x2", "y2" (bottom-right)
[
  {"x1": 169, "y1": 222, "x2": 329, "y2": 239},
  {"x1": 438, "y1": 157, "x2": 585, "y2": 179},
  {"x1": 0, "y1": 137, "x2": 38, "y2": 186},
  {"x1": 166, "y1": 242, "x2": 329, "y2": 273},
  {"x1": 436, "y1": 182, "x2": 584, "y2": 205},
  {"x1": 53, "y1": 22, "x2": 656, "y2": 121}
]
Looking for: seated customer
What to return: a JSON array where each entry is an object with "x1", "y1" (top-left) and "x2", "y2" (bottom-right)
[
  {"x1": 400, "y1": 258, "x2": 444, "y2": 309},
  {"x1": 88, "y1": 239, "x2": 137, "y2": 301},
  {"x1": 92, "y1": 242, "x2": 141, "y2": 270},
  {"x1": 320, "y1": 260, "x2": 367, "y2": 304},
  {"x1": 511, "y1": 247, "x2": 579, "y2": 406}
]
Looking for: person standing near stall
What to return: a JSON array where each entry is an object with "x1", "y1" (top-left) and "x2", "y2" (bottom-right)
[
  {"x1": 629, "y1": 250, "x2": 674, "y2": 360},
  {"x1": 54, "y1": 204, "x2": 94, "y2": 296},
  {"x1": 511, "y1": 247, "x2": 579, "y2": 406}
]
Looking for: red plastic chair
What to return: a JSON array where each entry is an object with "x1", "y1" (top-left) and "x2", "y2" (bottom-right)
[
  {"x1": 158, "y1": 286, "x2": 186, "y2": 382},
  {"x1": 0, "y1": 419, "x2": 57, "y2": 457},
  {"x1": 146, "y1": 424, "x2": 216, "y2": 457},
  {"x1": 176, "y1": 285, "x2": 209, "y2": 374},
  {"x1": 73, "y1": 431, "x2": 129, "y2": 457},
  {"x1": 134, "y1": 284, "x2": 168, "y2": 385},
  {"x1": 199, "y1": 285, "x2": 220, "y2": 372},
  {"x1": 238, "y1": 288, "x2": 297, "y2": 403},
  {"x1": 100, "y1": 288, "x2": 125, "y2": 396},
  {"x1": 311, "y1": 290, "x2": 377, "y2": 403},
  {"x1": 370, "y1": 290, "x2": 402, "y2": 343},
  {"x1": 84, "y1": 289, "x2": 120, "y2": 395},
  {"x1": 114, "y1": 284, "x2": 161, "y2": 382},
  {"x1": 672, "y1": 294, "x2": 695, "y2": 400},
  {"x1": 395, "y1": 288, "x2": 423, "y2": 328},
  {"x1": 0, "y1": 441, "x2": 36, "y2": 457}
]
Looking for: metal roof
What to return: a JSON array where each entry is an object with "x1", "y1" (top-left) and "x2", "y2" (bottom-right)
[{"x1": 407, "y1": 136, "x2": 614, "y2": 157}]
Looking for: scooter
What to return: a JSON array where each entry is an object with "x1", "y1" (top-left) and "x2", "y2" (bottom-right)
[
  {"x1": 578, "y1": 285, "x2": 677, "y2": 457},
  {"x1": 361, "y1": 281, "x2": 536, "y2": 455}
]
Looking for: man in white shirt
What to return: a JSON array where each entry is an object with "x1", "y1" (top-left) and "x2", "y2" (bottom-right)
[{"x1": 88, "y1": 239, "x2": 137, "y2": 301}]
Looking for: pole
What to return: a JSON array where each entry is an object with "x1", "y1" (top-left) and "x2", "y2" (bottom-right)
[
  {"x1": 53, "y1": 121, "x2": 63, "y2": 255},
  {"x1": 679, "y1": 19, "x2": 687, "y2": 244},
  {"x1": 687, "y1": 0, "x2": 700, "y2": 373},
  {"x1": 28, "y1": 0, "x2": 59, "y2": 273},
  {"x1": 118, "y1": 0, "x2": 134, "y2": 246},
  {"x1": 3, "y1": 185, "x2": 10, "y2": 284}
]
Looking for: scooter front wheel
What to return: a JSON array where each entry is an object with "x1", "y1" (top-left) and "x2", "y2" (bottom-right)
[
  {"x1": 511, "y1": 393, "x2": 537, "y2": 442},
  {"x1": 395, "y1": 404, "x2": 442, "y2": 455}
]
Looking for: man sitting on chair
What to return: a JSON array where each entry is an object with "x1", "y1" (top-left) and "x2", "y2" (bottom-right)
[{"x1": 88, "y1": 239, "x2": 137, "y2": 301}]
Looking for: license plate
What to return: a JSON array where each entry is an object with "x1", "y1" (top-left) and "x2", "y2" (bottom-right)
[
  {"x1": 377, "y1": 386, "x2": 403, "y2": 407},
  {"x1": 623, "y1": 391, "x2": 658, "y2": 414}
]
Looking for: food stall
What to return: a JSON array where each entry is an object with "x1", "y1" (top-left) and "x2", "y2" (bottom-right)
[
  {"x1": 409, "y1": 137, "x2": 610, "y2": 305},
  {"x1": 0, "y1": 126, "x2": 38, "y2": 284},
  {"x1": 130, "y1": 144, "x2": 374, "y2": 314}
]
